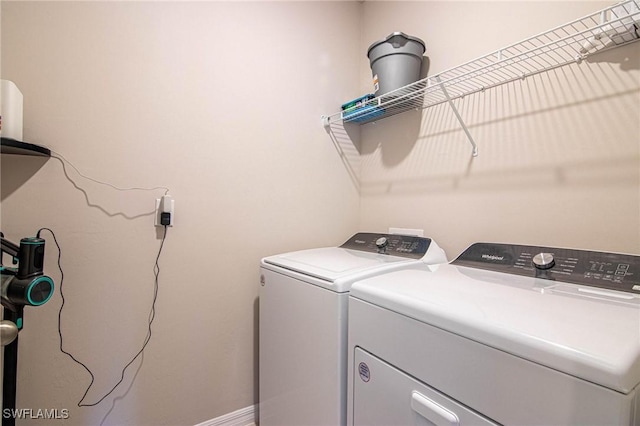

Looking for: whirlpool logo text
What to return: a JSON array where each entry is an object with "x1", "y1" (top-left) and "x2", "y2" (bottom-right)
[{"x1": 481, "y1": 254, "x2": 504, "y2": 261}]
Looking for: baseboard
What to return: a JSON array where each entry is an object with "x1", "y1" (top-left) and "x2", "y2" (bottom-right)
[{"x1": 194, "y1": 404, "x2": 257, "y2": 426}]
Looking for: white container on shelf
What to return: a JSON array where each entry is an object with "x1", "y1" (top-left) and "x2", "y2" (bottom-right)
[{"x1": 0, "y1": 80, "x2": 24, "y2": 141}]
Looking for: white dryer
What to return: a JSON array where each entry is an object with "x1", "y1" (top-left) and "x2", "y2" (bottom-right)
[
  {"x1": 259, "y1": 232, "x2": 447, "y2": 426},
  {"x1": 348, "y1": 242, "x2": 640, "y2": 425}
]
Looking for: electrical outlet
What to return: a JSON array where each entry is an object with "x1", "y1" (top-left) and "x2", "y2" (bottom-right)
[{"x1": 155, "y1": 196, "x2": 175, "y2": 227}]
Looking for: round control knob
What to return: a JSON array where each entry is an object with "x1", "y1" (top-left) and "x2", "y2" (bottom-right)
[
  {"x1": 533, "y1": 253, "x2": 555, "y2": 270},
  {"x1": 375, "y1": 237, "x2": 389, "y2": 250}
]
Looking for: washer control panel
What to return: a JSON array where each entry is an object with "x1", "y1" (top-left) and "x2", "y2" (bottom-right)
[
  {"x1": 453, "y1": 243, "x2": 640, "y2": 294},
  {"x1": 340, "y1": 233, "x2": 431, "y2": 259}
]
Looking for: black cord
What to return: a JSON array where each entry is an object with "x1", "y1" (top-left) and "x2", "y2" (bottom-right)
[{"x1": 37, "y1": 226, "x2": 168, "y2": 407}]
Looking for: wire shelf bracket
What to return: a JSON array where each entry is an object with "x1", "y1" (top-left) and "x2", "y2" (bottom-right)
[
  {"x1": 433, "y1": 75, "x2": 478, "y2": 157},
  {"x1": 322, "y1": 0, "x2": 640, "y2": 157}
]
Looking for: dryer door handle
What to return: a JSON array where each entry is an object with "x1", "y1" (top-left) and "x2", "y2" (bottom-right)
[{"x1": 411, "y1": 391, "x2": 460, "y2": 426}]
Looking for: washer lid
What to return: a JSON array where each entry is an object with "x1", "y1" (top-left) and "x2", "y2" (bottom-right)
[
  {"x1": 262, "y1": 233, "x2": 447, "y2": 292},
  {"x1": 350, "y1": 262, "x2": 640, "y2": 394},
  {"x1": 263, "y1": 247, "x2": 419, "y2": 291}
]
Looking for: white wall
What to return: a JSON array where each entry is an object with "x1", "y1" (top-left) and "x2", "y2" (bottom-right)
[
  {"x1": 2, "y1": 1, "x2": 639, "y2": 425},
  {"x1": 357, "y1": 1, "x2": 640, "y2": 258},
  {"x1": 1, "y1": 2, "x2": 360, "y2": 425}
]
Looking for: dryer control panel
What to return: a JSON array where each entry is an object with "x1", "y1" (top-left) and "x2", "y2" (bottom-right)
[
  {"x1": 340, "y1": 233, "x2": 431, "y2": 259},
  {"x1": 453, "y1": 243, "x2": 640, "y2": 294}
]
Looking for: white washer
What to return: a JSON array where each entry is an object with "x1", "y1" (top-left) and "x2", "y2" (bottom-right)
[
  {"x1": 348, "y1": 242, "x2": 640, "y2": 425},
  {"x1": 259, "y1": 232, "x2": 447, "y2": 426}
]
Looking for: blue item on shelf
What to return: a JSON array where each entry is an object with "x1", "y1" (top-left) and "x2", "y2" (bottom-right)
[
  {"x1": 342, "y1": 105, "x2": 385, "y2": 123},
  {"x1": 341, "y1": 94, "x2": 376, "y2": 112}
]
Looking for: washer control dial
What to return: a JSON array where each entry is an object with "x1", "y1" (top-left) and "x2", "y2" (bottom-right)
[
  {"x1": 533, "y1": 253, "x2": 555, "y2": 270},
  {"x1": 375, "y1": 237, "x2": 389, "y2": 250}
]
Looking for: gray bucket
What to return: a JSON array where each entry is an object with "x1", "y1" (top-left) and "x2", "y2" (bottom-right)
[{"x1": 367, "y1": 32, "x2": 425, "y2": 96}]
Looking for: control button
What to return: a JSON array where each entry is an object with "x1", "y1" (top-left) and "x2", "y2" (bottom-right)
[
  {"x1": 533, "y1": 253, "x2": 555, "y2": 270},
  {"x1": 375, "y1": 237, "x2": 389, "y2": 250}
]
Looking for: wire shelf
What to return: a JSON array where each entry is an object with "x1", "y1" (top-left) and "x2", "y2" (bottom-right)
[{"x1": 323, "y1": 0, "x2": 640, "y2": 127}]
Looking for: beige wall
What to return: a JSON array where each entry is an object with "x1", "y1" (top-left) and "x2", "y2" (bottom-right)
[
  {"x1": 357, "y1": 1, "x2": 640, "y2": 257},
  {"x1": 1, "y1": 1, "x2": 639, "y2": 426},
  {"x1": 1, "y1": 2, "x2": 360, "y2": 425}
]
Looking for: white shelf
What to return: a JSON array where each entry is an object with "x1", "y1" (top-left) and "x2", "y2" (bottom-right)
[{"x1": 323, "y1": 0, "x2": 640, "y2": 137}]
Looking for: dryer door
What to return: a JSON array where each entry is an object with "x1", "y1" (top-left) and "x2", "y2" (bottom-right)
[{"x1": 352, "y1": 348, "x2": 497, "y2": 426}]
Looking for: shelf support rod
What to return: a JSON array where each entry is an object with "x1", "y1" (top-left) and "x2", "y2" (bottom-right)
[{"x1": 434, "y1": 76, "x2": 478, "y2": 157}]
